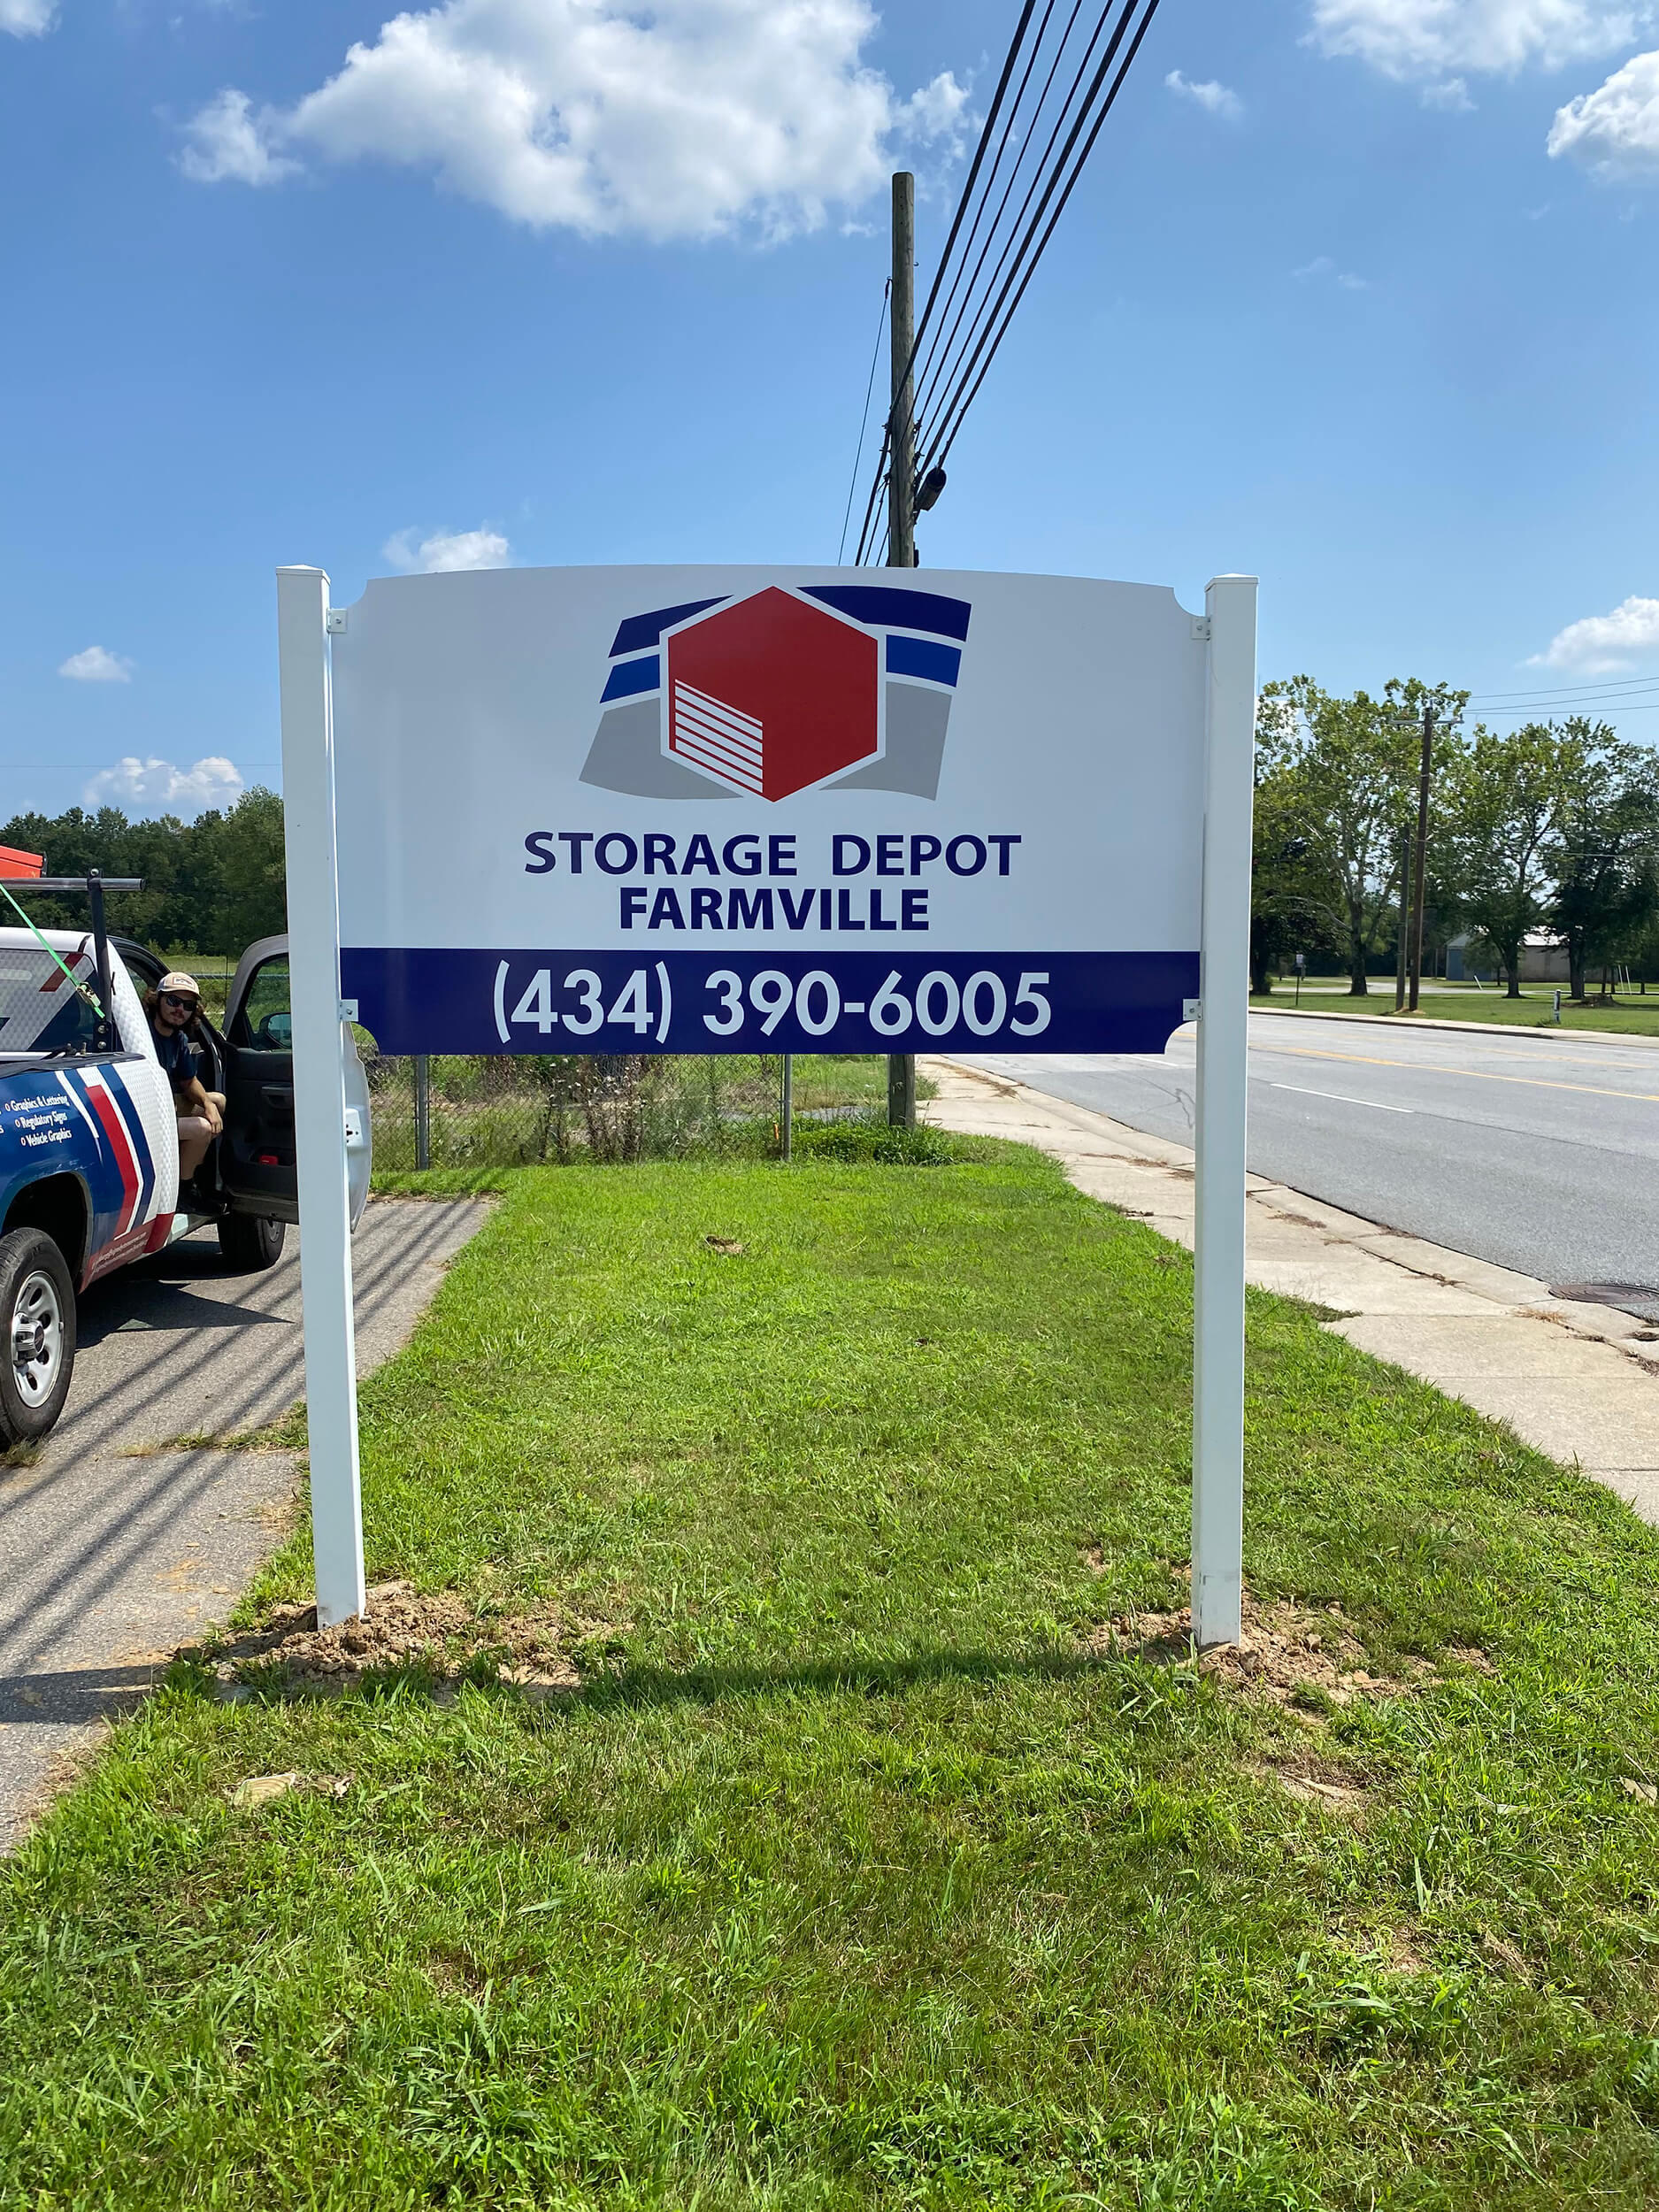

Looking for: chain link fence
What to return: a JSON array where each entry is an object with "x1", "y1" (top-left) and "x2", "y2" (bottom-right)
[
  {"x1": 136, "y1": 961, "x2": 918, "y2": 1168},
  {"x1": 363, "y1": 1051, "x2": 900, "y2": 1170}
]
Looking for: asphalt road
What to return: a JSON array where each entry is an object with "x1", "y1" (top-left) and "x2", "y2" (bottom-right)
[
  {"x1": 0, "y1": 1194, "x2": 489, "y2": 1847},
  {"x1": 953, "y1": 1012, "x2": 1659, "y2": 1322}
]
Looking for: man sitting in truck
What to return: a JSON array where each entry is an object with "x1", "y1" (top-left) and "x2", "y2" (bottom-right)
[{"x1": 145, "y1": 972, "x2": 225, "y2": 1181}]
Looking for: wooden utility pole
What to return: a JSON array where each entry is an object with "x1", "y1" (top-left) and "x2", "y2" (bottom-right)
[
  {"x1": 887, "y1": 171, "x2": 917, "y2": 569},
  {"x1": 1408, "y1": 705, "x2": 1435, "y2": 1012},
  {"x1": 887, "y1": 169, "x2": 918, "y2": 1126},
  {"x1": 1394, "y1": 825, "x2": 1411, "y2": 1011}
]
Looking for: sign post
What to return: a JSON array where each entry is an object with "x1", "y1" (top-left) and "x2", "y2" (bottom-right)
[
  {"x1": 282, "y1": 561, "x2": 1254, "y2": 1638},
  {"x1": 276, "y1": 565, "x2": 365, "y2": 1628},
  {"x1": 1193, "y1": 574, "x2": 1256, "y2": 1649}
]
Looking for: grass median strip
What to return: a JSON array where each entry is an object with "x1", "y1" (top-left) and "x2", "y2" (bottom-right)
[
  {"x1": 4, "y1": 1144, "x2": 1659, "y2": 2207},
  {"x1": 1254, "y1": 987, "x2": 1659, "y2": 1039}
]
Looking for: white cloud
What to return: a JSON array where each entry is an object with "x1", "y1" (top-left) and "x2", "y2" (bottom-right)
[
  {"x1": 1294, "y1": 253, "x2": 1371, "y2": 288},
  {"x1": 178, "y1": 0, "x2": 967, "y2": 241},
  {"x1": 895, "y1": 70, "x2": 972, "y2": 149},
  {"x1": 58, "y1": 645, "x2": 134, "y2": 683},
  {"x1": 1308, "y1": 0, "x2": 1649, "y2": 79},
  {"x1": 1529, "y1": 593, "x2": 1659, "y2": 669},
  {"x1": 83, "y1": 757, "x2": 245, "y2": 817},
  {"x1": 1, "y1": 0, "x2": 57, "y2": 35},
  {"x1": 1165, "y1": 69, "x2": 1243, "y2": 119},
  {"x1": 383, "y1": 525, "x2": 512, "y2": 573},
  {"x1": 1549, "y1": 48, "x2": 1659, "y2": 171},
  {"x1": 177, "y1": 88, "x2": 303, "y2": 187},
  {"x1": 1420, "y1": 74, "x2": 1476, "y2": 106}
]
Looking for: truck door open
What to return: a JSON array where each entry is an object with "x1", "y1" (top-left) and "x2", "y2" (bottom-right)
[{"x1": 221, "y1": 936, "x2": 372, "y2": 1231}]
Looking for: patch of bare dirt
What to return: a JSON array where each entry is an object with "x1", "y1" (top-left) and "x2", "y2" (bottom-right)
[
  {"x1": 1480, "y1": 1931, "x2": 1532, "y2": 1978},
  {"x1": 1246, "y1": 1755, "x2": 1369, "y2": 1816},
  {"x1": 228, "y1": 1770, "x2": 351, "y2": 1809},
  {"x1": 184, "y1": 1580, "x2": 590, "y2": 1700},
  {"x1": 1087, "y1": 1586, "x2": 1438, "y2": 1708},
  {"x1": 1380, "y1": 1926, "x2": 1432, "y2": 1974}
]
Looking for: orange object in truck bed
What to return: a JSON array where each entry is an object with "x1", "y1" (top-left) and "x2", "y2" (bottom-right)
[{"x1": 0, "y1": 847, "x2": 45, "y2": 879}]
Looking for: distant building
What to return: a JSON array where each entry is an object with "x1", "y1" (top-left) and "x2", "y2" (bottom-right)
[
  {"x1": 1519, "y1": 933, "x2": 1571, "y2": 983},
  {"x1": 1443, "y1": 932, "x2": 1569, "y2": 985}
]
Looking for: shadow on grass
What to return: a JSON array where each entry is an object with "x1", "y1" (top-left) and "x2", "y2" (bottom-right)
[
  {"x1": 155, "y1": 1640, "x2": 1204, "y2": 1725},
  {"x1": 577, "y1": 1647, "x2": 1164, "y2": 1711}
]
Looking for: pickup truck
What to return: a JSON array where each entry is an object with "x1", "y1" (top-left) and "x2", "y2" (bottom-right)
[{"x1": 0, "y1": 926, "x2": 371, "y2": 1448}]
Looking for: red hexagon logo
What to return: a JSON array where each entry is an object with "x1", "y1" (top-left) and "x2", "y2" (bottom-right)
[{"x1": 664, "y1": 588, "x2": 879, "y2": 802}]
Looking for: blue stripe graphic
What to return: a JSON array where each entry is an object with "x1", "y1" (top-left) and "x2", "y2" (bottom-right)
[
  {"x1": 609, "y1": 600, "x2": 727, "y2": 656},
  {"x1": 802, "y1": 586, "x2": 972, "y2": 641},
  {"x1": 60, "y1": 1070, "x2": 127, "y2": 1262},
  {"x1": 886, "y1": 635, "x2": 961, "y2": 687},
  {"x1": 601, "y1": 653, "x2": 661, "y2": 703},
  {"x1": 107, "y1": 1064, "x2": 157, "y2": 1219}
]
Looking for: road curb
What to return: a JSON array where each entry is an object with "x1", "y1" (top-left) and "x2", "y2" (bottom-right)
[{"x1": 1250, "y1": 1002, "x2": 1659, "y2": 1045}]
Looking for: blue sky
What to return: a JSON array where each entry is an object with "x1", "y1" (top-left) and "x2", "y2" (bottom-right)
[{"x1": 7, "y1": 0, "x2": 1659, "y2": 824}]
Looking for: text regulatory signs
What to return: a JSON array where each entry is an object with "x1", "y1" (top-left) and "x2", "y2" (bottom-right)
[{"x1": 331, "y1": 566, "x2": 1206, "y2": 1055}]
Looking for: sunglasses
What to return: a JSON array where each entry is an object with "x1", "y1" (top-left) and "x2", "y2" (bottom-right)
[{"x1": 160, "y1": 994, "x2": 198, "y2": 1011}]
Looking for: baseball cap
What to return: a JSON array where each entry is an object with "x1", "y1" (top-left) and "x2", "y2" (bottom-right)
[{"x1": 158, "y1": 972, "x2": 201, "y2": 1000}]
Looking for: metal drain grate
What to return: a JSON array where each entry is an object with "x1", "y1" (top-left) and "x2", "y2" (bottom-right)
[{"x1": 1552, "y1": 1282, "x2": 1659, "y2": 1328}]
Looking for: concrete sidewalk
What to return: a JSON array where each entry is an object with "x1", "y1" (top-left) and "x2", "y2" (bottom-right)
[
  {"x1": 923, "y1": 1058, "x2": 1659, "y2": 1524},
  {"x1": 0, "y1": 1194, "x2": 490, "y2": 1848}
]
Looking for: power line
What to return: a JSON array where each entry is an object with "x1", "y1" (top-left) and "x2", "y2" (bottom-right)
[
  {"x1": 1475, "y1": 700, "x2": 1659, "y2": 718},
  {"x1": 860, "y1": 3, "x2": 1117, "y2": 560},
  {"x1": 904, "y1": 0, "x2": 1048, "y2": 415},
  {"x1": 850, "y1": 421, "x2": 892, "y2": 572},
  {"x1": 837, "y1": 279, "x2": 890, "y2": 564},
  {"x1": 850, "y1": 0, "x2": 1052, "y2": 563},
  {"x1": 919, "y1": 0, "x2": 1164, "y2": 481},
  {"x1": 863, "y1": 0, "x2": 1166, "y2": 554},
  {"x1": 858, "y1": 2, "x2": 1101, "y2": 560},
  {"x1": 1467, "y1": 673, "x2": 1659, "y2": 702},
  {"x1": 911, "y1": 0, "x2": 1131, "y2": 445},
  {"x1": 852, "y1": 0, "x2": 1164, "y2": 562},
  {"x1": 908, "y1": 0, "x2": 1082, "y2": 424}
]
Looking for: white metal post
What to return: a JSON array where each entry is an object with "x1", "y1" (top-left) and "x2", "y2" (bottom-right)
[
  {"x1": 1192, "y1": 573, "x2": 1258, "y2": 1649},
  {"x1": 276, "y1": 565, "x2": 366, "y2": 1627}
]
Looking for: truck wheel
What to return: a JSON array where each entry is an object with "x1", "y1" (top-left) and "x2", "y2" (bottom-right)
[
  {"x1": 0, "y1": 1229, "x2": 76, "y2": 1448},
  {"x1": 219, "y1": 1214, "x2": 286, "y2": 1272}
]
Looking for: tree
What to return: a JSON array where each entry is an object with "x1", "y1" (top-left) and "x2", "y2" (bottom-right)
[
  {"x1": 201, "y1": 789, "x2": 288, "y2": 950},
  {"x1": 1256, "y1": 677, "x2": 1464, "y2": 995},
  {"x1": 1248, "y1": 764, "x2": 1320, "y2": 994},
  {"x1": 1625, "y1": 905, "x2": 1659, "y2": 993},
  {"x1": 1545, "y1": 724, "x2": 1659, "y2": 1002},
  {"x1": 0, "y1": 789, "x2": 287, "y2": 956},
  {"x1": 1440, "y1": 722, "x2": 1564, "y2": 996}
]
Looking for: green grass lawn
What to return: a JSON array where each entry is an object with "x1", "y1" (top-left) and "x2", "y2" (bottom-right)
[
  {"x1": 1254, "y1": 987, "x2": 1659, "y2": 1038},
  {"x1": 5, "y1": 1150, "x2": 1659, "y2": 2208}
]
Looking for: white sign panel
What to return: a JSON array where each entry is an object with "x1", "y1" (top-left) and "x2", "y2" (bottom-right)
[
  {"x1": 279, "y1": 563, "x2": 1255, "y2": 1644},
  {"x1": 330, "y1": 565, "x2": 1206, "y2": 1056}
]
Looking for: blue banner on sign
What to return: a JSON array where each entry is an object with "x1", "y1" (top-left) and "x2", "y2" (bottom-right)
[{"x1": 341, "y1": 949, "x2": 1198, "y2": 1056}]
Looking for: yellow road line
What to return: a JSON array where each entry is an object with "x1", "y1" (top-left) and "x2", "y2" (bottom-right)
[{"x1": 1263, "y1": 1042, "x2": 1659, "y2": 1106}]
